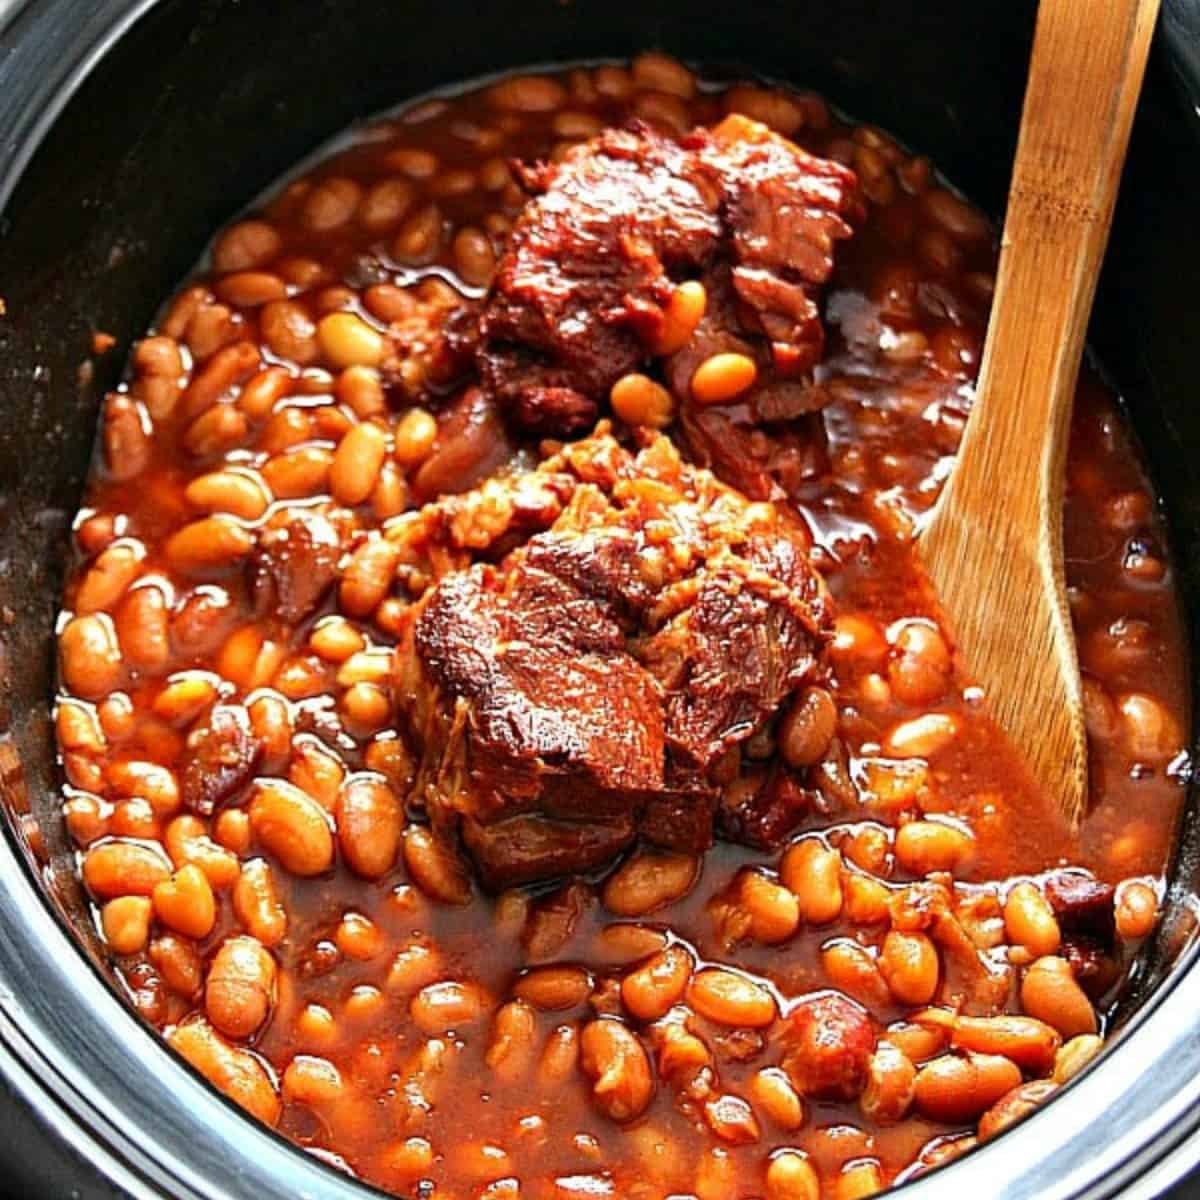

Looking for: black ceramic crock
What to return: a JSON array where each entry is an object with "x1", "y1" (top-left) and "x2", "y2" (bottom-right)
[{"x1": 2, "y1": 2, "x2": 1200, "y2": 1197}]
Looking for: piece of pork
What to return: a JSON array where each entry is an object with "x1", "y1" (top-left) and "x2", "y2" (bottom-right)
[
  {"x1": 476, "y1": 115, "x2": 862, "y2": 499},
  {"x1": 393, "y1": 428, "x2": 833, "y2": 887}
]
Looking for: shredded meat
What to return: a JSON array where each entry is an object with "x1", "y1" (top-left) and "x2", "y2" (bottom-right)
[
  {"x1": 476, "y1": 115, "x2": 861, "y2": 498},
  {"x1": 1045, "y1": 871, "x2": 1120, "y2": 995},
  {"x1": 718, "y1": 768, "x2": 815, "y2": 849},
  {"x1": 392, "y1": 427, "x2": 833, "y2": 887}
]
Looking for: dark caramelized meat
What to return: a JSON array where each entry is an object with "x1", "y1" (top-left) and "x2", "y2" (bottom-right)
[
  {"x1": 411, "y1": 386, "x2": 518, "y2": 502},
  {"x1": 781, "y1": 993, "x2": 877, "y2": 1100},
  {"x1": 478, "y1": 125, "x2": 719, "y2": 433},
  {"x1": 641, "y1": 532, "x2": 825, "y2": 770},
  {"x1": 181, "y1": 704, "x2": 263, "y2": 816},
  {"x1": 249, "y1": 508, "x2": 344, "y2": 623},
  {"x1": 395, "y1": 428, "x2": 833, "y2": 886},
  {"x1": 415, "y1": 565, "x2": 666, "y2": 818},
  {"x1": 718, "y1": 767, "x2": 815, "y2": 849},
  {"x1": 478, "y1": 116, "x2": 862, "y2": 455}
]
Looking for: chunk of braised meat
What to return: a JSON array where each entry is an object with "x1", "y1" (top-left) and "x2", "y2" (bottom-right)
[
  {"x1": 638, "y1": 790, "x2": 721, "y2": 857},
  {"x1": 478, "y1": 125, "x2": 719, "y2": 434},
  {"x1": 678, "y1": 404, "x2": 830, "y2": 502},
  {"x1": 780, "y1": 993, "x2": 876, "y2": 1100},
  {"x1": 181, "y1": 704, "x2": 263, "y2": 816},
  {"x1": 1060, "y1": 936, "x2": 1122, "y2": 1001},
  {"x1": 249, "y1": 509, "x2": 344, "y2": 623},
  {"x1": 663, "y1": 261, "x2": 830, "y2": 421},
  {"x1": 1044, "y1": 871, "x2": 1116, "y2": 944},
  {"x1": 393, "y1": 428, "x2": 833, "y2": 887},
  {"x1": 478, "y1": 116, "x2": 861, "y2": 449},
  {"x1": 411, "y1": 386, "x2": 518, "y2": 503},
  {"x1": 413, "y1": 565, "x2": 667, "y2": 825},
  {"x1": 641, "y1": 534, "x2": 824, "y2": 770},
  {"x1": 669, "y1": 259, "x2": 833, "y2": 499}
]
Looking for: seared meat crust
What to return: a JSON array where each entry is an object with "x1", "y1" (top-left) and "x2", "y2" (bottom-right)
[{"x1": 395, "y1": 427, "x2": 833, "y2": 887}]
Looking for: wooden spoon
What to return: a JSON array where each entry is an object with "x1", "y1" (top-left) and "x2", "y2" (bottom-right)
[{"x1": 917, "y1": 0, "x2": 1160, "y2": 824}]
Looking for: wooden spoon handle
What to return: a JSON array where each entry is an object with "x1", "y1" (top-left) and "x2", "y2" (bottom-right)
[
  {"x1": 970, "y1": 0, "x2": 1160, "y2": 495},
  {"x1": 920, "y1": 0, "x2": 1160, "y2": 823}
]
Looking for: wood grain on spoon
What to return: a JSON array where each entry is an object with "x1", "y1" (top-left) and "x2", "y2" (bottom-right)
[{"x1": 917, "y1": 0, "x2": 1160, "y2": 824}]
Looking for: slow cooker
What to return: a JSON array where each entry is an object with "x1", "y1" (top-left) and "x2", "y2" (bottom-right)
[{"x1": 3, "y1": 1, "x2": 1200, "y2": 1197}]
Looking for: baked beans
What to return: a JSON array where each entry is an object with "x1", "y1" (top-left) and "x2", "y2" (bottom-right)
[{"x1": 48, "y1": 60, "x2": 1187, "y2": 1200}]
